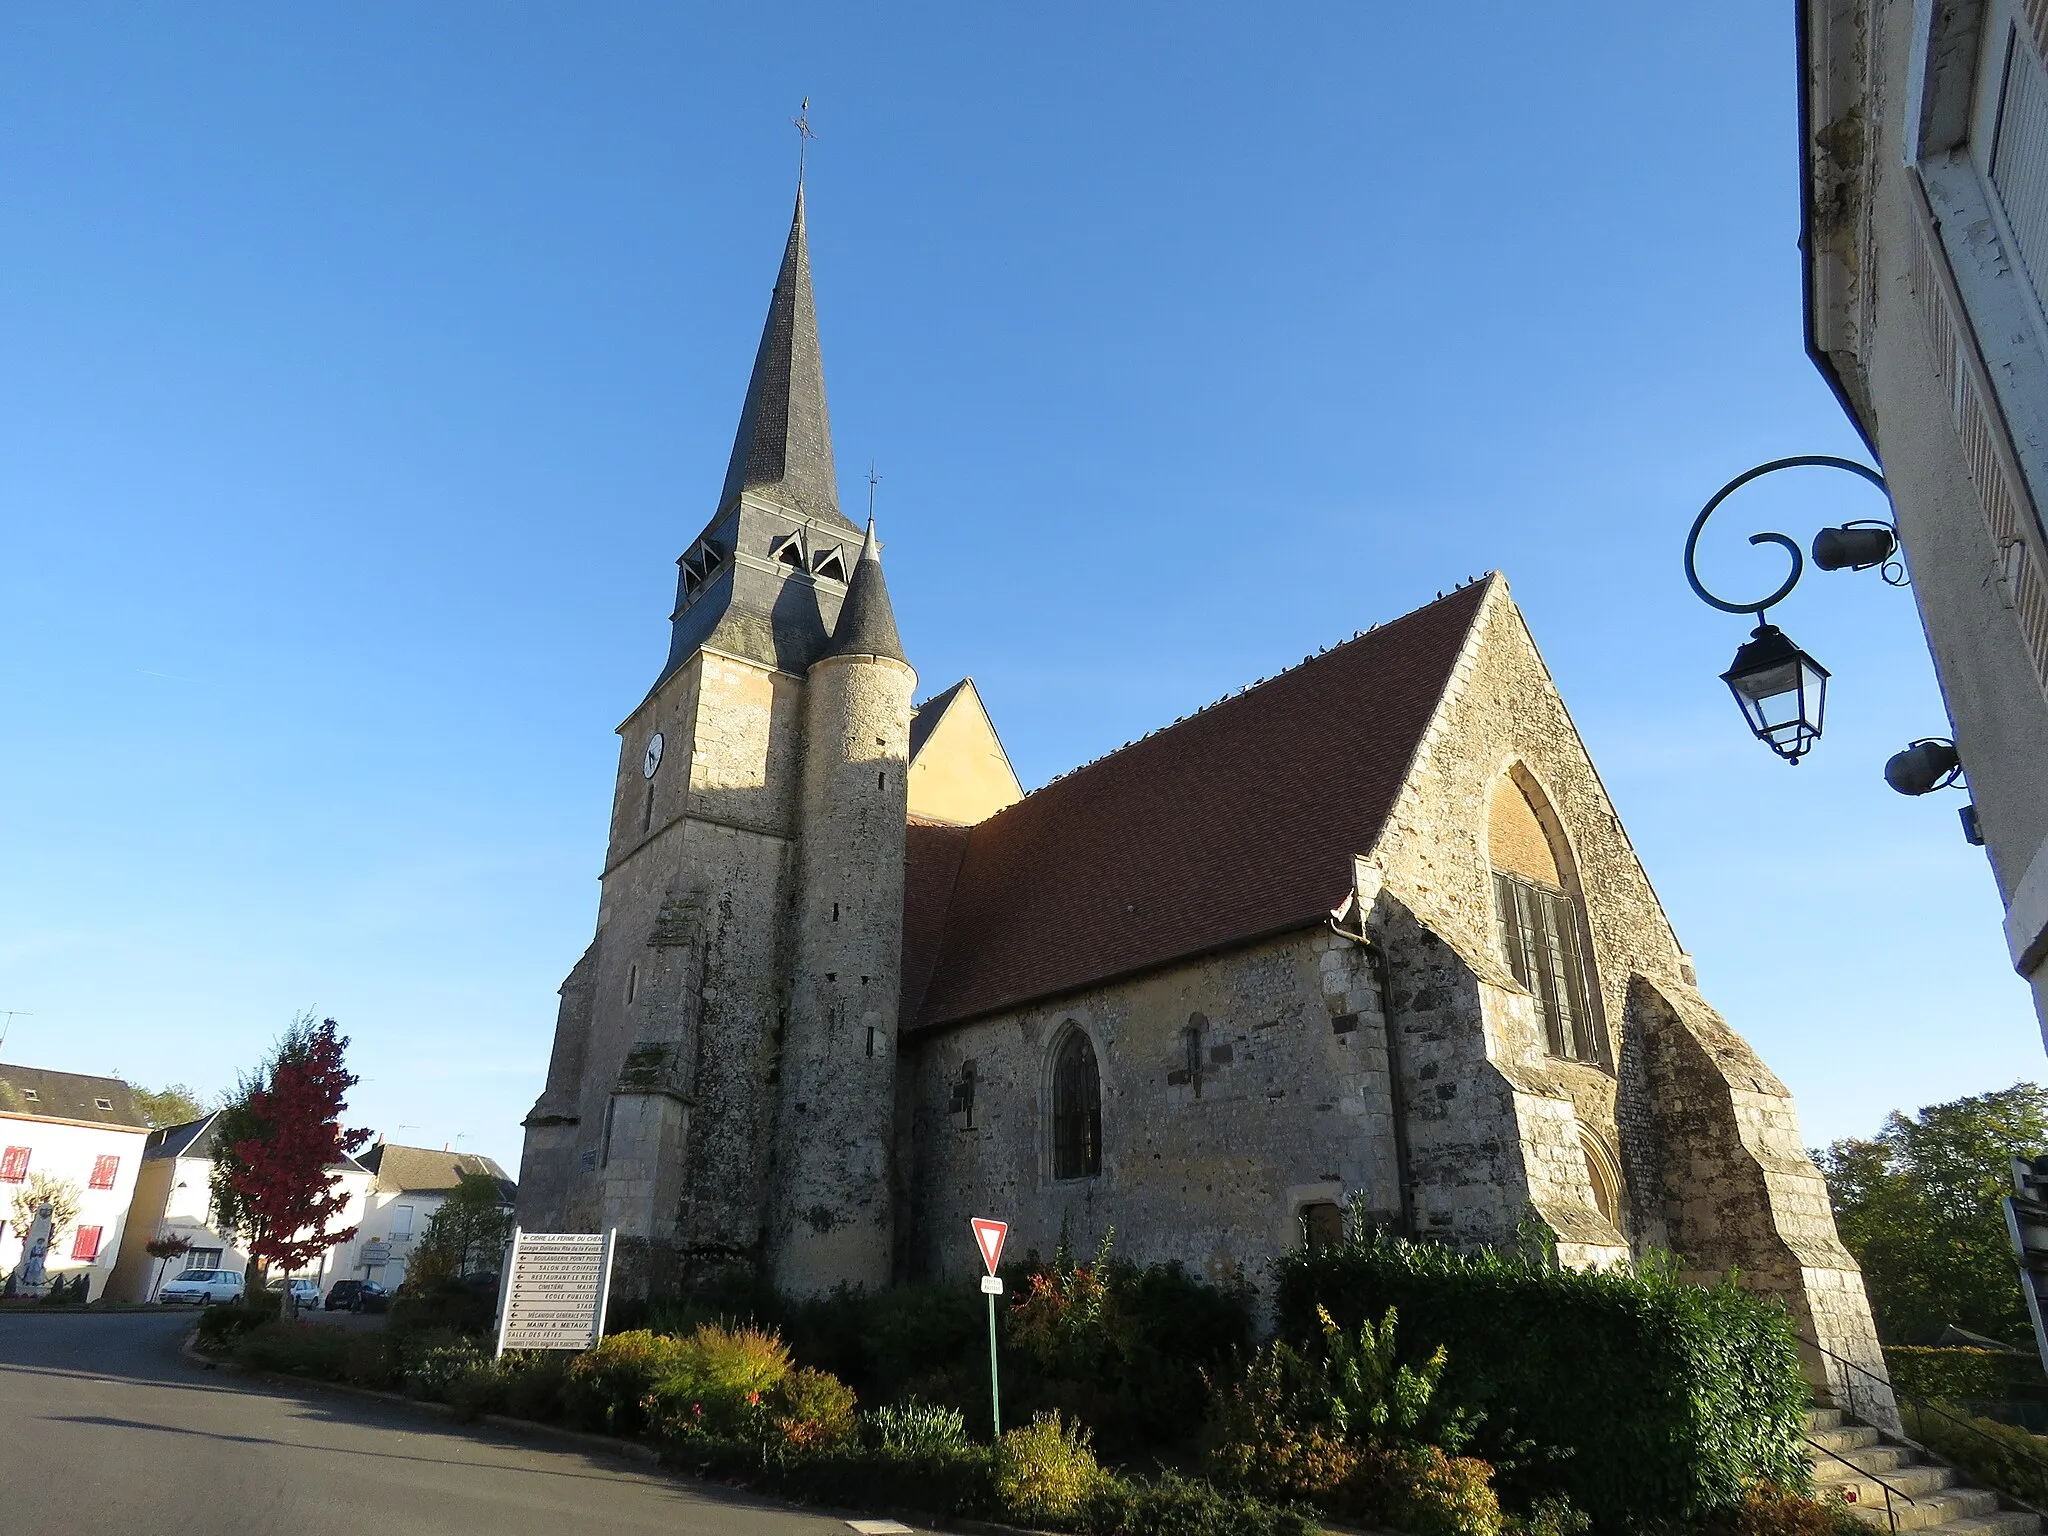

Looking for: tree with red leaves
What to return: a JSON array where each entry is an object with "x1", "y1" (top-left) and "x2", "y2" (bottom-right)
[{"x1": 209, "y1": 1014, "x2": 371, "y2": 1298}]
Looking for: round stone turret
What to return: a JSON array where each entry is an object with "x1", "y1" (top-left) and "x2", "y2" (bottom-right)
[{"x1": 770, "y1": 520, "x2": 914, "y2": 1295}]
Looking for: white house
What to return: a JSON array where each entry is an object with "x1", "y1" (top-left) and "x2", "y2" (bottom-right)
[
  {"x1": 104, "y1": 1112, "x2": 374, "y2": 1303},
  {"x1": 0, "y1": 1064, "x2": 151, "y2": 1302},
  {"x1": 329, "y1": 1144, "x2": 516, "y2": 1290}
]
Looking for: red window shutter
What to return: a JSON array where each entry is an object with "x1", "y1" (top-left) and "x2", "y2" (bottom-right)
[
  {"x1": 88, "y1": 1155, "x2": 119, "y2": 1190},
  {"x1": 71, "y1": 1226, "x2": 103, "y2": 1262},
  {"x1": 0, "y1": 1147, "x2": 27, "y2": 1182}
]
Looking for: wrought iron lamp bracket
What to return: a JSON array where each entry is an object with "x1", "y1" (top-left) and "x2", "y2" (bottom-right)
[{"x1": 1683, "y1": 455, "x2": 1894, "y2": 617}]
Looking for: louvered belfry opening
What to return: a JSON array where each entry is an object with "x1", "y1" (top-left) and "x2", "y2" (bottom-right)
[{"x1": 1051, "y1": 1028, "x2": 1102, "y2": 1180}]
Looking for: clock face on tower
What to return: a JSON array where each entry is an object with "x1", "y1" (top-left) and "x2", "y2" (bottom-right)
[{"x1": 642, "y1": 732, "x2": 665, "y2": 779}]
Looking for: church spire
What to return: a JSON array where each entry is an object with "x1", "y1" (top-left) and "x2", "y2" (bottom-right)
[
  {"x1": 717, "y1": 189, "x2": 846, "y2": 527},
  {"x1": 821, "y1": 518, "x2": 907, "y2": 664}
]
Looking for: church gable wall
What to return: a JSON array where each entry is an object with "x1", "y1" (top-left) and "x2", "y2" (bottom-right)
[
  {"x1": 1366, "y1": 585, "x2": 1687, "y2": 1247},
  {"x1": 903, "y1": 929, "x2": 1403, "y2": 1284}
]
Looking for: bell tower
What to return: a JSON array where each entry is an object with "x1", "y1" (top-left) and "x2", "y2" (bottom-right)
[{"x1": 517, "y1": 189, "x2": 884, "y2": 1295}]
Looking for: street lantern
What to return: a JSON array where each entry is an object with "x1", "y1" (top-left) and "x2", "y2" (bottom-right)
[
  {"x1": 1683, "y1": 455, "x2": 1891, "y2": 765},
  {"x1": 1720, "y1": 622, "x2": 1829, "y2": 763}
]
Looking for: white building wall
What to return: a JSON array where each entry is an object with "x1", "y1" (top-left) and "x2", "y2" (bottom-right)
[{"x1": 0, "y1": 1113, "x2": 149, "y2": 1301}]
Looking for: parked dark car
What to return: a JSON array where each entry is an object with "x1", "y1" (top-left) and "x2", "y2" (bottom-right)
[{"x1": 324, "y1": 1279, "x2": 390, "y2": 1314}]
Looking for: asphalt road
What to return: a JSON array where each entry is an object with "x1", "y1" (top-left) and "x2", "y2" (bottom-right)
[{"x1": 0, "y1": 1310, "x2": 911, "y2": 1536}]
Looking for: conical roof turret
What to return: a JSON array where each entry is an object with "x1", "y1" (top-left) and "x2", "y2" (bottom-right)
[
  {"x1": 821, "y1": 519, "x2": 907, "y2": 665},
  {"x1": 717, "y1": 189, "x2": 847, "y2": 527}
]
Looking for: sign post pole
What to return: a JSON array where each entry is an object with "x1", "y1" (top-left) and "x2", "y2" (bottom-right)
[
  {"x1": 970, "y1": 1217, "x2": 1009, "y2": 1442},
  {"x1": 987, "y1": 1287, "x2": 1001, "y2": 1438}
]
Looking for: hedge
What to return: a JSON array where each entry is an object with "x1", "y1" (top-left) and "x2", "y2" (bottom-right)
[
  {"x1": 1884, "y1": 1347, "x2": 2048, "y2": 1406},
  {"x1": 1274, "y1": 1236, "x2": 1810, "y2": 1531}
]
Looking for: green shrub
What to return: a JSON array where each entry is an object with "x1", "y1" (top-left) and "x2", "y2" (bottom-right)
[
  {"x1": 995, "y1": 1411, "x2": 1109, "y2": 1525},
  {"x1": 1885, "y1": 1347, "x2": 2048, "y2": 1404},
  {"x1": 676, "y1": 1321, "x2": 791, "y2": 1399},
  {"x1": 193, "y1": 1301, "x2": 273, "y2": 1354},
  {"x1": 403, "y1": 1337, "x2": 488, "y2": 1399},
  {"x1": 865, "y1": 1401, "x2": 970, "y2": 1455},
  {"x1": 1901, "y1": 1399, "x2": 2048, "y2": 1507},
  {"x1": 389, "y1": 1277, "x2": 497, "y2": 1337},
  {"x1": 1372, "y1": 1445, "x2": 1504, "y2": 1536},
  {"x1": 1205, "y1": 1304, "x2": 1474, "y2": 1517},
  {"x1": 1276, "y1": 1232, "x2": 1809, "y2": 1529},
  {"x1": 562, "y1": 1329, "x2": 693, "y2": 1434},
  {"x1": 769, "y1": 1365, "x2": 857, "y2": 1451},
  {"x1": 343, "y1": 1332, "x2": 400, "y2": 1390},
  {"x1": 758, "y1": 1440, "x2": 998, "y2": 1519},
  {"x1": 1078, "y1": 1471, "x2": 1321, "y2": 1536},
  {"x1": 499, "y1": 1350, "x2": 571, "y2": 1421},
  {"x1": 1702, "y1": 1484, "x2": 1863, "y2": 1536},
  {"x1": 232, "y1": 1320, "x2": 355, "y2": 1380},
  {"x1": 1008, "y1": 1234, "x2": 1255, "y2": 1454}
]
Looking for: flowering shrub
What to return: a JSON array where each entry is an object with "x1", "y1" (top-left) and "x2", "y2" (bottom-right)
[{"x1": 994, "y1": 1411, "x2": 1108, "y2": 1525}]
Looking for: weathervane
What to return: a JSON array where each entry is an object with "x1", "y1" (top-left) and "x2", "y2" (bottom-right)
[
  {"x1": 792, "y1": 97, "x2": 816, "y2": 188},
  {"x1": 867, "y1": 461, "x2": 882, "y2": 521}
]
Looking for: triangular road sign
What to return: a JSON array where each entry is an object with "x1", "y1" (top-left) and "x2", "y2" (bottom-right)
[{"x1": 971, "y1": 1217, "x2": 1008, "y2": 1275}]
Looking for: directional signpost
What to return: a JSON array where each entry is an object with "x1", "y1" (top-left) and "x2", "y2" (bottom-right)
[
  {"x1": 971, "y1": 1216, "x2": 1008, "y2": 1438},
  {"x1": 495, "y1": 1228, "x2": 617, "y2": 1357}
]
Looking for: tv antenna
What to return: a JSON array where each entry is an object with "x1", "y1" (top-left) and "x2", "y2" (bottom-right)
[{"x1": 0, "y1": 1012, "x2": 31, "y2": 1053}]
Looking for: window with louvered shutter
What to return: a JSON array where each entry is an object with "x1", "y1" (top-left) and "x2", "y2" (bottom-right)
[
  {"x1": 1494, "y1": 872, "x2": 1602, "y2": 1064},
  {"x1": 71, "y1": 1226, "x2": 103, "y2": 1262},
  {"x1": 0, "y1": 1147, "x2": 27, "y2": 1183},
  {"x1": 88, "y1": 1155, "x2": 119, "y2": 1190}
]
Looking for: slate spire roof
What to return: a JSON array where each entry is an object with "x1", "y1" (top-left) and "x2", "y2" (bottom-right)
[
  {"x1": 717, "y1": 188, "x2": 849, "y2": 528},
  {"x1": 821, "y1": 518, "x2": 907, "y2": 665}
]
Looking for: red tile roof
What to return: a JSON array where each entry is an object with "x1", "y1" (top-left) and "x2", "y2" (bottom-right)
[{"x1": 902, "y1": 581, "x2": 1491, "y2": 1031}]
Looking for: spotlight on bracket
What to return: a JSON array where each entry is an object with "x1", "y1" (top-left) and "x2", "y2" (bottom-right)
[
  {"x1": 1883, "y1": 737, "x2": 1963, "y2": 796},
  {"x1": 1811, "y1": 521, "x2": 1899, "y2": 572}
]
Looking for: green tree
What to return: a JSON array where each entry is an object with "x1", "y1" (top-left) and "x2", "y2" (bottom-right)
[
  {"x1": 1817, "y1": 1082, "x2": 2048, "y2": 1344},
  {"x1": 131, "y1": 1083, "x2": 208, "y2": 1129},
  {"x1": 410, "y1": 1171, "x2": 513, "y2": 1282}
]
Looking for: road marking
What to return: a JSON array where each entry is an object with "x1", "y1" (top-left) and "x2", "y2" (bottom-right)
[{"x1": 846, "y1": 1523, "x2": 916, "y2": 1534}]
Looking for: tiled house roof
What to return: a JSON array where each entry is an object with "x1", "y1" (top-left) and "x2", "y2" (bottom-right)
[
  {"x1": 902, "y1": 581, "x2": 1490, "y2": 1031},
  {"x1": 0, "y1": 1063, "x2": 149, "y2": 1129},
  {"x1": 361, "y1": 1143, "x2": 516, "y2": 1202}
]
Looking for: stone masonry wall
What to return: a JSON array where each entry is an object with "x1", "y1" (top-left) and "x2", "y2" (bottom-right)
[
  {"x1": 903, "y1": 928, "x2": 1403, "y2": 1285},
  {"x1": 771, "y1": 651, "x2": 914, "y2": 1296},
  {"x1": 519, "y1": 646, "x2": 808, "y2": 1292},
  {"x1": 1362, "y1": 579, "x2": 1890, "y2": 1416}
]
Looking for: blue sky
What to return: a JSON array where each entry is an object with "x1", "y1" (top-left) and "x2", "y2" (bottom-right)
[{"x1": 1, "y1": 3, "x2": 2034, "y2": 1174}]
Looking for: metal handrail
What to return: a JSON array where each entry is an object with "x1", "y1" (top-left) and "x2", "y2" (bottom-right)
[
  {"x1": 1797, "y1": 1330, "x2": 2048, "y2": 1517},
  {"x1": 1805, "y1": 1431, "x2": 1913, "y2": 1536}
]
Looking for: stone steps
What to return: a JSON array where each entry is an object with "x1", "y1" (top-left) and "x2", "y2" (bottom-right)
[{"x1": 1806, "y1": 1404, "x2": 2040, "y2": 1536}]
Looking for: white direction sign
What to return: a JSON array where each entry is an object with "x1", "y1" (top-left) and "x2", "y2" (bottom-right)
[{"x1": 496, "y1": 1228, "x2": 616, "y2": 1355}]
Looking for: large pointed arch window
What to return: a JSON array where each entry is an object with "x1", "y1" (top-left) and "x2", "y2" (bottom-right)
[
  {"x1": 1489, "y1": 776, "x2": 1604, "y2": 1065},
  {"x1": 1051, "y1": 1028, "x2": 1102, "y2": 1180}
]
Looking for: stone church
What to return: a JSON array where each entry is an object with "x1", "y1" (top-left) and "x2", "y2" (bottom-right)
[{"x1": 516, "y1": 193, "x2": 1891, "y2": 1412}]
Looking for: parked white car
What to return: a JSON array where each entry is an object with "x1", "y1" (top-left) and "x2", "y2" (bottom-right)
[
  {"x1": 160, "y1": 1269, "x2": 245, "y2": 1305},
  {"x1": 269, "y1": 1279, "x2": 319, "y2": 1309}
]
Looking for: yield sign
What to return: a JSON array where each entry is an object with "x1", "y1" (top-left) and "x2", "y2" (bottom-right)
[{"x1": 971, "y1": 1217, "x2": 1008, "y2": 1275}]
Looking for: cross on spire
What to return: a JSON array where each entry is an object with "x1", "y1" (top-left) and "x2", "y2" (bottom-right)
[{"x1": 792, "y1": 97, "x2": 816, "y2": 189}]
